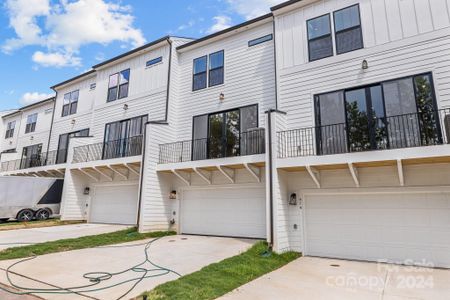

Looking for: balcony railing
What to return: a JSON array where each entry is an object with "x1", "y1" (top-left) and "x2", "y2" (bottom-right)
[
  {"x1": 278, "y1": 109, "x2": 450, "y2": 159},
  {"x1": 0, "y1": 149, "x2": 65, "y2": 172},
  {"x1": 159, "y1": 128, "x2": 265, "y2": 164},
  {"x1": 72, "y1": 135, "x2": 143, "y2": 164}
]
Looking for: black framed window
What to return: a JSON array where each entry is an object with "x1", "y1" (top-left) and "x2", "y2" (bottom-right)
[
  {"x1": 314, "y1": 72, "x2": 440, "y2": 155},
  {"x1": 193, "y1": 56, "x2": 207, "y2": 91},
  {"x1": 307, "y1": 14, "x2": 333, "y2": 61},
  {"x1": 25, "y1": 113, "x2": 38, "y2": 133},
  {"x1": 107, "y1": 69, "x2": 130, "y2": 102},
  {"x1": 146, "y1": 56, "x2": 162, "y2": 67},
  {"x1": 248, "y1": 34, "x2": 273, "y2": 47},
  {"x1": 5, "y1": 121, "x2": 15, "y2": 139},
  {"x1": 21, "y1": 143, "x2": 42, "y2": 169},
  {"x1": 209, "y1": 50, "x2": 224, "y2": 87},
  {"x1": 57, "y1": 129, "x2": 90, "y2": 164},
  {"x1": 334, "y1": 5, "x2": 363, "y2": 54},
  {"x1": 62, "y1": 90, "x2": 79, "y2": 117}
]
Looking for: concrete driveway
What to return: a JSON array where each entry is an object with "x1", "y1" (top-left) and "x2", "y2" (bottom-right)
[
  {"x1": 221, "y1": 257, "x2": 450, "y2": 300},
  {"x1": 0, "y1": 235, "x2": 255, "y2": 300},
  {"x1": 0, "y1": 223, "x2": 131, "y2": 250}
]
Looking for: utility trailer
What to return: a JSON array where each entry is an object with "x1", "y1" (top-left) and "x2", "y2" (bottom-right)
[{"x1": 0, "y1": 176, "x2": 63, "y2": 222}]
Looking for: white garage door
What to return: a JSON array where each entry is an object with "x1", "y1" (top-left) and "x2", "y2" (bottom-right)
[
  {"x1": 305, "y1": 192, "x2": 450, "y2": 268},
  {"x1": 181, "y1": 186, "x2": 266, "y2": 239},
  {"x1": 90, "y1": 184, "x2": 139, "y2": 225}
]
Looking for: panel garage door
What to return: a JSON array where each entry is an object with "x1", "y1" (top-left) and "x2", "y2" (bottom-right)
[
  {"x1": 90, "y1": 184, "x2": 139, "y2": 225},
  {"x1": 305, "y1": 192, "x2": 450, "y2": 268},
  {"x1": 181, "y1": 186, "x2": 266, "y2": 239}
]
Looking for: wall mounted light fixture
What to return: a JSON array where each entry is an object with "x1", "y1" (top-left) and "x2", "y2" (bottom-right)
[
  {"x1": 123, "y1": 104, "x2": 129, "y2": 110},
  {"x1": 362, "y1": 59, "x2": 369, "y2": 70},
  {"x1": 169, "y1": 190, "x2": 177, "y2": 199},
  {"x1": 219, "y1": 93, "x2": 225, "y2": 101}
]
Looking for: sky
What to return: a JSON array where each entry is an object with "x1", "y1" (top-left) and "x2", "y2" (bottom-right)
[{"x1": 0, "y1": 0, "x2": 284, "y2": 111}]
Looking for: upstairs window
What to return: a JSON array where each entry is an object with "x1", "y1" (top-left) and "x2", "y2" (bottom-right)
[
  {"x1": 62, "y1": 90, "x2": 79, "y2": 117},
  {"x1": 193, "y1": 56, "x2": 207, "y2": 91},
  {"x1": 107, "y1": 69, "x2": 130, "y2": 102},
  {"x1": 209, "y1": 50, "x2": 224, "y2": 87},
  {"x1": 5, "y1": 121, "x2": 15, "y2": 139},
  {"x1": 334, "y1": 5, "x2": 363, "y2": 54},
  {"x1": 146, "y1": 56, "x2": 163, "y2": 67},
  {"x1": 307, "y1": 14, "x2": 333, "y2": 62},
  {"x1": 25, "y1": 113, "x2": 38, "y2": 134},
  {"x1": 248, "y1": 34, "x2": 273, "y2": 47}
]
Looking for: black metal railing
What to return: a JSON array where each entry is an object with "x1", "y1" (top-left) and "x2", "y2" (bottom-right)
[
  {"x1": 0, "y1": 149, "x2": 66, "y2": 172},
  {"x1": 72, "y1": 135, "x2": 143, "y2": 163},
  {"x1": 159, "y1": 128, "x2": 265, "y2": 164},
  {"x1": 278, "y1": 109, "x2": 450, "y2": 158}
]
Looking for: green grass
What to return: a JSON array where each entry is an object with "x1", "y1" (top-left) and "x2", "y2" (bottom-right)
[
  {"x1": 0, "y1": 228, "x2": 175, "y2": 261},
  {"x1": 142, "y1": 242, "x2": 300, "y2": 300}
]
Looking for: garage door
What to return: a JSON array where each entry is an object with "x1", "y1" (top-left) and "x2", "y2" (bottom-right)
[
  {"x1": 305, "y1": 192, "x2": 450, "y2": 268},
  {"x1": 181, "y1": 186, "x2": 266, "y2": 239},
  {"x1": 90, "y1": 184, "x2": 139, "y2": 225}
]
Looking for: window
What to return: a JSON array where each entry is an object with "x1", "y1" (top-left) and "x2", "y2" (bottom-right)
[
  {"x1": 209, "y1": 51, "x2": 224, "y2": 87},
  {"x1": 57, "y1": 129, "x2": 90, "y2": 164},
  {"x1": 21, "y1": 144, "x2": 42, "y2": 169},
  {"x1": 193, "y1": 56, "x2": 207, "y2": 91},
  {"x1": 146, "y1": 56, "x2": 162, "y2": 67},
  {"x1": 62, "y1": 90, "x2": 79, "y2": 117},
  {"x1": 307, "y1": 14, "x2": 333, "y2": 61},
  {"x1": 5, "y1": 121, "x2": 15, "y2": 139},
  {"x1": 107, "y1": 69, "x2": 130, "y2": 102},
  {"x1": 25, "y1": 113, "x2": 38, "y2": 133},
  {"x1": 248, "y1": 34, "x2": 273, "y2": 47},
  {"x1": 334, "y1": 5, "x2": 363, "y2": 54},
  {"x1": 314, "y1": 73, "x2": 439, "y2": 154},
  {"x1": 90, "y1": 83, "x2": 96, "y2": 90}
]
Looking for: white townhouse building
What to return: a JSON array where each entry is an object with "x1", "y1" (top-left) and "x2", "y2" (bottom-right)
[
  {"x1": 1, "y1": 0, "x2": 450, "y2": 269},
  {"x1": 0, "y1": 98, "x2": 55, "y2": 172},
  {"x1": 269, "y1": 0, "x2": 450, "y2": 267}
]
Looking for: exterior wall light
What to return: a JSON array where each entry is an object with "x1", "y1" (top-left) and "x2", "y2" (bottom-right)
[
  {"x1": 71, "y1": 119, "x2": 76, "y2": 125},
  {"x1": 123, "y1": 104, "x2": 129, "y2": 110},
  {"x1": 219, "y1": 93, "x2": 225, "y2": 101},
  {"x1": 362, "y1": 59, "x2": 369, "y2": 70},
  {"x1": 30, "y1": 136, "x2": 34, "y2": 141},
  {"x1": 169, "y1": 190, "x2": 177, "y2": 199},
  {"x1": 289, "y1": 193, "x2": 297, "y2": 206},
  {"x1": 83, "y1": 187, "x2": 90, "y2": 195}
]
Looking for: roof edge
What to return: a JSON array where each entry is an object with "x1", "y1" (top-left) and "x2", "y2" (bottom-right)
[
  {"x1": 51, "y1": 69, "x2": 96, "y2": 90},
  {"x1": 270, "y1": 0, "x2": 304, "y2": 12}
]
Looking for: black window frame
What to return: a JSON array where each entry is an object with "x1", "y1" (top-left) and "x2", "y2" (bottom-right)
[
  {"x1": 306, "y1": 13, "x2": 334, "y2": 62},
  {"x1": 146, "y1": 56, "x2": 163, "y2": 67},
  {"x1": 209, "y1": 50, "x2": 225, "y2": 87},
  {"x1": 25, "y1": 113, "x2": 38, "y2": 134},
  {"x1": 56, "y1": 128, "x2": 90, "y2": 164},
  {"x1": 333, "y1": 4, "x2": 364, "y2": 55},
  {"x1": 107, "y1": 68, "x2": 130, "y2": 102},
  {"x1": 5, "y1": 120, "x2": 15, "y2": 139},
  {"x1": 248, "y1": 34, "x2": 273, "y2": 47},
  {"x1": 192, "y1": 55, "x2": 208, "y2": 91},
  {"x1": 62, "y1": 90, "x2": 79, "y2": 117}
]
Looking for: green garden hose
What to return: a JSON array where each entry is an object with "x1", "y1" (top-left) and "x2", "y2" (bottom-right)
[{"x1": 0, "y1": 236, "x2": 181, "y2": 300}]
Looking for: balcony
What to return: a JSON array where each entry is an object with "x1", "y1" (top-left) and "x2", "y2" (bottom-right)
[
  {"x1": 72, "y1": 135, "x2": 144, "y2": 164},
  {"x1": 0, "y1": 149, "x2": 65, "y2": 173},
  {"x1": 159, "y1": 128, "x2": 265, "y2": 164}
]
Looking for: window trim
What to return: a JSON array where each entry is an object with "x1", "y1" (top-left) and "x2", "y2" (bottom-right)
[
  {"x1": 192, "y1": 55, "x2": 208, "y2": 91},
  {"x1": 25, "y1": 113, "x2": 38, "y2": 134},
  {"x1": 248, "y1": 34, "x2": 273, "y2": 47},
  {"x1": 333, "y1": 4, "x2": 364, "y2": 55},
  {"x1": 5, "y1": 121, "x2": 15, "y2": 139},
  {"x1": 306, "y1": 13, "x2": 334, "y2": 62},
  {"x1": 208, "y1": 50, "x2": 225, "y2": 87},
  {"x1": 61, "y1": 90, "x2": 79, "y2": 117}
]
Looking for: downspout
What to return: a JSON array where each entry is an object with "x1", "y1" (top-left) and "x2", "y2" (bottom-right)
[
  {"x1": 137, "y1": 37, "x2": 173, "y2": 230},
  {"x1": 46, "y1": 94, "x2": 57, "y2": 163},
  {"x1": 267, "y1": 110, "x2": 275, "y2": 248},
  {"x1": 272, "y1": 15, "x2": 279, "y2": 110}
]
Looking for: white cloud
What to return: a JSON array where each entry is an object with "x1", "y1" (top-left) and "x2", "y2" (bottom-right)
[
  {"x1": 19, "y1": 92, "x2": 55, "y2": 106},
  {"x1": 226, "y1": 0, "x2": 285, "y2": 20},
  {"x1": 3, "y1": 0, "x2": 146, "y2": 67},
  {"x1": 32, "y1": 51, "x2": 81, "y2": 67},
  {"x1": 207, "y1": 15, "x2": 232, "y2": 34}
]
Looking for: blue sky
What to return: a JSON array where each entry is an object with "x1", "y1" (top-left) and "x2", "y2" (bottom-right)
[{"x1": 0, "y1": 0, "x2": 282, "y2": 111}]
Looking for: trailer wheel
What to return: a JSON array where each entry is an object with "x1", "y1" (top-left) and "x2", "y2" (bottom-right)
[
  {"x1": 35, "y1": 209, "x2": 51, "y2": 221},
  {"x1": 17, "y1": 209, "x2": 34, "y2": 222}
]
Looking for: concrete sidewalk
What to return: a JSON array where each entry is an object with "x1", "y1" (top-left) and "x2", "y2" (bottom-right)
[
  {"x1": 220, "y1": 257, "x2": 450, "y2": 300},
  {"x1": 0, "y1": 223, "x2": 131, "y2": 250},
  {"x1": 0, "y1": 235, "x2": 255, "y2": 300}
]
